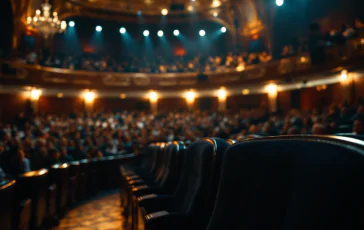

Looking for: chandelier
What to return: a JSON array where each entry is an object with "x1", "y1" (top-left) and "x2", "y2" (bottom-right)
[{"x1": 26, "y1": 1, "x2": 67, "y2": 39}]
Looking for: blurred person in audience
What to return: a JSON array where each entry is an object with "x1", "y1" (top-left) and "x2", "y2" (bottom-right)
[
  {"x1": 44, "y1": 148, "x2": 61, "y2": 168},
  {"x1": 59, "y1": 147, "x2": 73, "y2": 163},
  {"x1": 353, "y1": 114, "x2": 364, "y2": 135},
  {"x1": 312, "y1": 123, "x2": 329, "y2": 135},
  {"x1": 0, "y1": 166, "x2": 5, "y2": 180},
  {"x1": 9, "y1": 149, "x2": 30, "y2": 176}
]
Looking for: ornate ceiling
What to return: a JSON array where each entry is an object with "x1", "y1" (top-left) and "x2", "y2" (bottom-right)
[{"x1": 67, "y1": 0, "x2": 229, "y2": 15}]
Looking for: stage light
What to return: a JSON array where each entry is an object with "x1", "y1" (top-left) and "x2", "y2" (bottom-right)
[
  {"x1": 95, "y1": 25, "x2": 102, "y2": 32},
  {"x1": 143, "y1": 30, "x2": 150, "y2": 37},
  {"x1": 69, "y1": 21, "x2": 75, "y2": 27},
  {"x1": 199, "y1": 30, "x2": 206, "y2": 37},
  {"x1": 161, "y1": 9, "x2": 168, "y2": 15},
  {"x1": 157, "y1": 30, "x2": 164, "y2": 37},
  {"x1": 276, "y1": 0, "x2": 284, "y2": 6},
  {"x1": 221, "y1": 27, "x2": 227, "y2": 33},
  {"x1": 119, "y1": 27, "x2": 126, "y2": 34},
  {"x1": 173, "y1": 30, "x2": 180, "y2": 36},
  {"x1": 213, "y1": 12, "x2": 218, "y2": 17}
]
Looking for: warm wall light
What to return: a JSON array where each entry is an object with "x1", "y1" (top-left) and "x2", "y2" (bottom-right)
[
  {"x1": 120, "y1": 94, "x2": 126, "y2": 99},
  {"x1": 236, "y1": 64, "x2": 245, "y2": 72},
  {"x1": 217, "y1": 87, "x2": 227, "y2": 101},
  {"x1": 340, "y1": 70, "x2": 348, "y2": 82},
  {"x1": 149, "y1": 91, "x2": 158, "y2": 103},
  {"x1": 161, "y1": 9, "x2": 168, "y2": 15},
  {"x1": 84, "y1": 91, "x2": 95, "y2": 104},
  {"x1": 265, "y1": 83, "x2": 278, "y2": 97},
  {"x1": 242, "y1": 89, "x2": 250, "y2": 95},
  {"x1": 57, "y1": 92, "x2": 63, "y2": 98},
  {"x1": 185, "y1": 91, "x2": 196, "y2": 104},
  {"x1": 30, "y1": 89, "x2": 42, "y2": 101}
]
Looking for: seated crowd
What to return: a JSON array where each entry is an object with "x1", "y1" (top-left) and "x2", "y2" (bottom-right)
[
  {"x1": 12, "y1": 20, "x2": 363, "y2": 74},
  {"x1": 0, "y1": 102, "x2": 363, "y2": 180},
  {"x1": 17, "y1": 51, "x2": 272, "y2": 73}
]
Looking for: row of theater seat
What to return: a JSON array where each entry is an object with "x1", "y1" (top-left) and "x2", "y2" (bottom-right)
[
  {"x1": 0, "y1": 154, "x2": 134, "y2": 230},
  {"x1": 120, "y1": 135, "x2": 364, "y2": 230}
]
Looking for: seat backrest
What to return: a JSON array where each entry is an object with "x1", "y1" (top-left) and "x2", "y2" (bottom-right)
[
  {"x1": 171, "y1": 138, "x2": 229, "y2": 216},
  {"x1": 150, "y1": 143, "x2": 163, "y2": 175},
  {"x1": 336, "y1": 133, "x2": 364, "y2": 141},
  {"x1": 159, "y1": 142, "x2": 186, "y2": 192},
  {"x1": 50, "y1": 164, "x2": 69, "y2": 211},
  {"x1": 153, "y1": 143, "x2": 172, "y2": 182},
  {"x1": 17, "y1": 169, "x2": 48, "y2": 229},
  {"x1": 207, "y1": 135, "x2": 364, "y2": 230},
  {"x1": 0, "y1": 180, "x2": 16, "y2": 230}
]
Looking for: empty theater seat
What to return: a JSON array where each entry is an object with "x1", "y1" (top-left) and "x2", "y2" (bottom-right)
[
  {"x1": 130, "y1": 142, "x2": 186, "y2": 198},
  {"x1": 17, "y1": 169, "x2": 49, "y2": 230},
  {"x1": 120, "y1": 143, "x2": 163, "y2": 210},
  {"x1": 0, "y1": 179, "x2": 16, "y2": 230},
  {"x1": 50, "y1": 164, "x2": 69, "y2": 217},
  {"x1": 207, "y1": 135, "x2": 364, "y2": 230},
  {"x1": 136, "y1": 138, "x2": 230, "y2": 230},
  {"x1": 336, "y1": 133, "x2": 364, "y2": 141},
  {"x1": 128, "y1": 142, "x2": 186, "y2": 229},
  {"x1": 68, "y1": 161, "x2": 79, "y2": 206}
]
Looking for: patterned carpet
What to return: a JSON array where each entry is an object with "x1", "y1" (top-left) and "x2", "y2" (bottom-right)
[{"x1": 54, "y1": 192, "x2": 124, "y2": 230}]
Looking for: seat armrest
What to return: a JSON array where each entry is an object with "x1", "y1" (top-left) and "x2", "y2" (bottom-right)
[
  {"x1": 132, "y1": 185, "x2": 163, "y2": 197},
  {"x1": 128, "y1": 179, "x2": 144, "y2": 185},
  {"x1": 126, "y1": 175, "x2": 140, "y2": 180},
  {"x1": 137, "y1": 194, "x2": 174, "y2": 212},
  {"x1": 145, "y1": 211, "x2": 189, "y2": 230}
]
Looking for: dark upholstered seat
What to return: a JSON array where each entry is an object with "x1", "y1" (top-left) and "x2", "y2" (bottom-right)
[
  {"x1": 120, "y1": 143, "x2": 164, "y2": 212},
  {"x1": 17, "y1": 169, "x2": 49, "y2": 230},
  {"x1": 130, "y1": 142, "x2": 185, "y2": 194},
  {"x1": 129, "y1": 142, "x2": 186, "y2": 229},
  {"x1": 336, "y1": 133, "x2": 364, "y2": 141},
  {"x1": 77, "y1": 159, "x2": 89, "y2": 202},
  {"x1": 137, "y1": 138, "x2": 230, "y2": 230},
  {"x1": 0, "y1": 180, "x2": 16, "y2": 230},
  {"x1": 50, "y1": 164, "x2": 70, "y2": 217},
  {"x1": 68, "y1": 161, "x2": 79, "y2": 206},
  {"x1": 207, "y1": 135, "x2": 364, "y2": 230}
]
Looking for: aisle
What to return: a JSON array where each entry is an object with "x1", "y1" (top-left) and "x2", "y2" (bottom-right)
[{"x1": 54, "y1": 192, "x2": 124, "y2": 230}]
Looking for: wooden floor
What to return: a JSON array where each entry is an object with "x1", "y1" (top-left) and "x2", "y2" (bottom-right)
[{"x1": 54, "y1": 192, "x2": 124, "y2": 230}]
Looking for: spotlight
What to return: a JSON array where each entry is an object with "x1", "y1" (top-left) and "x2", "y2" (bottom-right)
[
  {"x1": 161, "y1": 9, "x2": 168, "y2": 15},
  {"x1": 221, "y1": 27, "x2": 227, "y2": 33},
  {"x1": 68, "y1": 21, "x2": 75, "y2": 27},
  {"x1": 119, "y1": 27, "x2": 126, "y2": 34},
  {"x1": 213, "y1": 12, "x2": 218, "y2": 17},
  {"x1": 95, "y1": 25, "x2": 102, "y2": 32},
  {"x1": 199, "y1": 30, "x2": 206, "y2": 37},
  {"x1": 157, "y1": 30, "x2": 164, "y2": 37},
  {"x1": 173, "y1": 30, "x2": 180, "y2": 36},
  {"x1": 276, "y1": 0, "x2": 284, "y2": 6},
  {"x1": 143, "y1": 30, "x2": 150, "y2": 37}
]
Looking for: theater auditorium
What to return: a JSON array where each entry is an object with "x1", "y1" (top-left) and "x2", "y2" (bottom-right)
[{"x1": 1, "y1": 0, "x2": 364, "y2": 229}]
